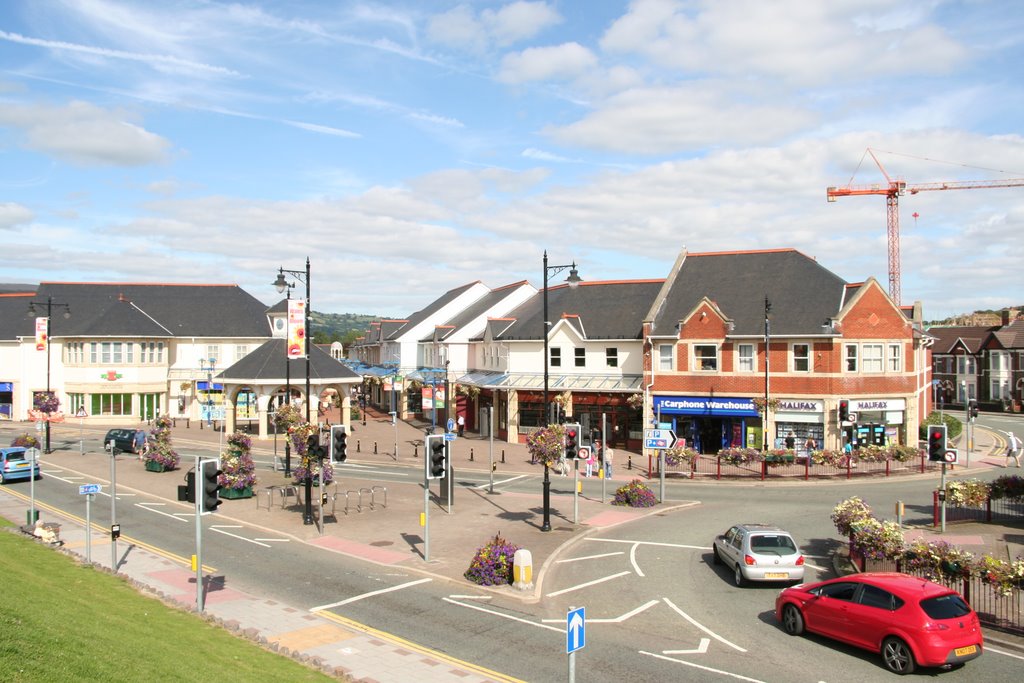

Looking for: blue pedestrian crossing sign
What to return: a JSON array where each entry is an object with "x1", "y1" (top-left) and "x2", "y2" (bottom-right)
[{"x1": 566, "y1": 606, "x2": 585, "y2": 654}]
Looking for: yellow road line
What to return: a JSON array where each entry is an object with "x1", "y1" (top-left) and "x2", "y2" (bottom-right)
[{"x1": 317, "y1": 610, "x2": 525, "y2": 683}]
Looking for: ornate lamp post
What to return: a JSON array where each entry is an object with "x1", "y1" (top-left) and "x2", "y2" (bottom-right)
[
  {"x1": 541, "y1": 251, "x2": 581, "y2": 532},
  {"x1": 273, "y1": 258, "x2": 314, "y2": 525},
  {"x1": 763, "y1": 297, "x2": 771, "y2": 451},
  {"x1": 27, "y1": 297, "x2": 71, "y2": 454}
]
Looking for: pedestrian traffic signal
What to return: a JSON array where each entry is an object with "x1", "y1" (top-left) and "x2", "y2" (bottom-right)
[
  {"x1": 330, "y1": 425, "x2": 348, "y2": 462},
  {"x1": 968, "y1": 400, "x2": 979, "y2": 420},
  {"x1": 838, "y1": 399, "x2": 850, "y2": 422},
  {"x1": 178, "y1": 469, "x2": 196, "y2": 504},
  {"x1": 564, "y1": 423, "x2": 581, "y2": 460},
  {"x1": 425, "y1": 434, "x2": 447, "y2": 479},
  {"x1": 200, "y1": 459, "x2": 222, "y2": 513},
  {"x1": 306, "y1": 434, "x2": 327, "y2": 460},
  {"x1": 927, "y1": 424, "x2": 948, "y2": 461}
]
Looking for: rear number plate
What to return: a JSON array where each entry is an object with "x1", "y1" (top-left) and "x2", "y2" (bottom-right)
[
  {"x1": 765, "y1": 572, "x2": 789, "y2": 579},
  {"x1": 954, "y1": 645, "x2": 976, "y2": 657}
]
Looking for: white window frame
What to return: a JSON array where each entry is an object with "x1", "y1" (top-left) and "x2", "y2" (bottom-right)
[
  {"x1": 550, "y1": 346, "x2": 561, "y2": 368},
  {"x1": 575, "y1": 348, "x2": 586, "y2": 368},
  {"x1": 887, "y1": 343, "x2": 902, "y2": 372},
  {"x1": 605, "y1": 347, "x2": 618, "y2": 368},
  {"x1": 692, "y1": 344, "x2": 719, "y2": 371},
  {"x1": 844, "y1": 344, "x2": 858, "y2": 372},
  {"x1": 862, "y1": 343, "x2": 883, "y2": 373},
  {"x1": 658, "y1": 344, "x2": 673, "y2": 371},
  {"x1": 738, "y1": 344, "x2": 755, "y2": 372},
  {"x1": 792, "y1": 343, "x2": 810, "y2": 373}
]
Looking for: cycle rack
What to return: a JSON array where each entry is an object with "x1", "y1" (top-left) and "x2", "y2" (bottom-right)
[{"x1": 337, "y1": 485, "x2": 387, "y2": 515}]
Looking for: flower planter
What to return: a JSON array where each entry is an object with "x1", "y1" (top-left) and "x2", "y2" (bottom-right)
[
  {"x1": 221, "y1": 486, "x2": 253, "y2": 500},
  {"x1": 144, "y1": 460, "x2": 167, "y2": 473}
]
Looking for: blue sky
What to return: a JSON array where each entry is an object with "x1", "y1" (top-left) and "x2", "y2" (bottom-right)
[{"x1": 1, "y1": 0, "x2": 1023, "y2": 320}]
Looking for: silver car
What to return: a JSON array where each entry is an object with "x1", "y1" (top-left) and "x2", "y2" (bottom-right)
[{"x1": 712, "y1": 523, "x2": 805, "y2": 587}]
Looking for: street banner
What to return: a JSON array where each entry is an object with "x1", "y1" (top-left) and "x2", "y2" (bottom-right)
[
  {"x1": 287, "y1": 299, "x2": 306, "y2": 359},
  {"x1": 35, "y1": 317, "x2": 48, "y2": 351},
  {"x1": 421, "y1": 386, "x2": 432, "y2": 410}
]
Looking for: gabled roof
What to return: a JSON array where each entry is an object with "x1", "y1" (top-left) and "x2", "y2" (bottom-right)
[
  {"x1": 493, "y1": 280, "x2": 664, "y2": 341},
  {"x1": 647, "y1": 249, "x2": 850, "y2": 337},
  {"x1": 926, "y1": 325, "x2": 997, "y2": 354},
  {"x1": 418, "y1": 281, "x2": 533, "y2": 342},
  {"x1": 9, "y1": 282, "x2": 271, "y2": 339},
  {"x1": 991, "y1": 319, "x2": 1024, "y2": 350},
  {"x1": 218, "y1": 338, "x2": 361, "y2": 383},
  {"x1": 393, "y1": 281, "x2": 481, "y2": 338}
]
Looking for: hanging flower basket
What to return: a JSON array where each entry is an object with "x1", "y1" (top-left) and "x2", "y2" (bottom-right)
[{"x1": 220, "y1": 486, "x2": 253, "y2": 500}]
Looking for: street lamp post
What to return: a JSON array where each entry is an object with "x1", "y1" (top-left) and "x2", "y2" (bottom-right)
[
  {"x1": 763, "y1": 297, "x2": 771, "y2": 451},
  {"x1": 27, "y1": 297, "x2": 71, "y2": 454},
  {"x1": 198, "y1": 357, "x2": 217, "y2": 427},
  {"x1": 274, "y1": 257, "x2": 314, "y2": 525},
  {"x1": 541, "y1": 251, "x2": 581, "y2": 532}
]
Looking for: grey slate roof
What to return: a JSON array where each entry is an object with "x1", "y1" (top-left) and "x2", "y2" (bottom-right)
[
  {"x1": 991, "y1": 319, "x2": 1024, "y2": 350},
  {"x1": 419, "y1": 281, "x2": 530, "y2": 342},
  {"x1": 648, "y1": 249, "x2": 850, "y2": 337},
  {"x1": 492, "y1": 280, "x2": 665, "y2": 341},
  {"x1": 388, "y1": 281, "x2": 480, "y2": 340},
  {"x1": 218, "y1": 338, "x2": 361, "y2": 382},
  {"x1": 4, "y1": 282, "x2": 271, "y2": 340},
  {"x1": 927, "y1": 325, "x2": 996, "y2": 354}
]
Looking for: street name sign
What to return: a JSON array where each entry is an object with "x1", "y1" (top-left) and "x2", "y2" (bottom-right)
[{"x1": 643, "y1": 428, "x2": 677, "y2": 450}]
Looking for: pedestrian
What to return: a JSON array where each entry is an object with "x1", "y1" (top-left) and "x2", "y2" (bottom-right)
[
  {"x1": 604, "y1": 447, "x2": 614, "y2": 479},
  {"x1": 804, "y1": 435, "x2": 817, "y2": 452},
  {"x1": 585, "y1": 449, "x2": 595, "y2": 477},
  {"x1": 134, "y1": 429, "x2": 146, "y2": 460},
  {"x1": 456, "y1": 413, "x2": 465, "y2": 437},
  {"x1": 1006, "y1": 431, "x2": 1022, "y2": 468},
  {"x1": 785, "y1": 430, "x2": 796, "y2": 450}
]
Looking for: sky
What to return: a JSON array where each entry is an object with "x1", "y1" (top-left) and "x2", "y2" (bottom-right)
[{"x1": 1, "y1": 0, "x2": 1023, "y2": 321}]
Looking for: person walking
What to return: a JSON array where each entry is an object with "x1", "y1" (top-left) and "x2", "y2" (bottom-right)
[
  {"x1": 1006, "y1": 431, "x2": 1022, "y2": 467},
  {"x1": 456, "y1": 413, "x2": 465, "y2": 437},
  {"x1": 604, "y1": 446, "x2": 614, "y2": 479},
  {"x1": 134, "y1": 429, "x2": 147, "y2": 460}
]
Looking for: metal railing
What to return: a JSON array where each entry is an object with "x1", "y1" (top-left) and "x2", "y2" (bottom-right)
[{"x1": 650, "y1": 452, "x2": 936, "y2": 481}]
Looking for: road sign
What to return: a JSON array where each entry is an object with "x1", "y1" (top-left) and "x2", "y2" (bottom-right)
[
  {"x1": 576, "y1": 446, "x2": 590, "y2": 461},
  {"x1": 443, "y1": 432, "x2": 456, "y2": 441},
  {"x1": 643, "y1": 428, "x2": 677, "y2": 450},
  {"x1": 944, "y1": 450, "x2": 958, "y2": 464},
  {"x1": 76, "y1": 407, "x2": 88, "y2": 418},
  {"x1": 566, "y1": 607, "x2": 586, "y2": 654},
  {"x1": 79, "y1": 483, "x2": 101, "y2": 495},
  {"x1": 447, "y1": 418, "x2": 456, "y2": 433}
]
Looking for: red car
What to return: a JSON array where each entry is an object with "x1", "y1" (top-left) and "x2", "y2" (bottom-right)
[{"x1": 775, "y1": 573, "x2": 982, "y2": 674}]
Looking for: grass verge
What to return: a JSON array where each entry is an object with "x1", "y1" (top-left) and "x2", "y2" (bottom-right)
[{"x1": 0, "y1": 520, "x2": 335, "y2": 682}]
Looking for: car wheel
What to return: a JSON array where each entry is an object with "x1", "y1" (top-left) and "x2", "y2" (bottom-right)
[
  {"x1": 734, "y1": 564, "x2": 746, "y2": 587},
  {"x1": 881, "y1": 637, "x2": 915, "y2": 675},
  {"x1": 781, "y1": 604, "x2": 804, "y2": 636},
  {"x1": 712, "y1": 545, "x2": 722, "y2": 565}
]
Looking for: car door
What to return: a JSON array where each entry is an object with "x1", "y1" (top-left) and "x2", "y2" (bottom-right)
[
  {"x1": 844, "y1": 583, "x2": 903, "y2": 650},
  {"x1": 717, "y1": 526, "x2": 739, "y2": 565},
  {"x1": 802, "y1": 581, "x2": 859, "y2": 640}
]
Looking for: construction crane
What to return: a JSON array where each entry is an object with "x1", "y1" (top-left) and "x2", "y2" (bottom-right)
[{"x1": 827, "y1": 148, "x2": 1024, "y2": 305}]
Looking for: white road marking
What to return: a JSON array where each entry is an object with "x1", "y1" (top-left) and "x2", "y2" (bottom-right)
[
  {"x1": 310, "y1": 578, "x2": 433, "y2": 611},
  {"x1": 588, "y1": 537, "x2": 709, "y2": 550},
  {"x1": 639, "y1": 650, "x2": 765, "y2": 682},
  {"x1": 135, "y1": 502, "x2": 188, "y2": 522},
  {"x1": 541, "y1": 599, "x2": 659, "y2": 624},
  {"x1": 474, "y1": 474, "x2": 528, "y2": 489},
  {"x1": 449, "y1": 594, "x2": 492, "y2": 600},
  {"x1": 556, "y1": 551, "x2": 625, "y2": 563},
  {"x1": 545, "y1": 570, "x2": 631, "y2": 597},
  {"x1": 664, "y1": 637, "x2": 710, "y2": 655},
  {"x1": 630, "y1": 542, "x2": 645, "y2": 577},
  {"x1": 663, "y1": 597, "x2": 746, "y2": 652},
  {"x1": 210, "y1": 527, "x2": 271, "y2": 547},
  {"x1": 444, "y1": 597, "x2": 564, "y2": 633},
  {"x1": 987, "y1": 646, "x2": 1024, "y2": 660},
  {"x1": 254, "y1": 538, "x2": 290, "y2": 543}
]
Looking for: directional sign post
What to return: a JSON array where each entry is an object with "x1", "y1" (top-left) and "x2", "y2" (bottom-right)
[
  {"x1": 567, "y1": 606, "x2": 585, "y2": 683},
  {"x1": 79, "y1": 484, "x2": 101, "y2": 563},
  {"x1": 77, "y1": 407, "x2": 88, "y2": 455},
  {"x1": 643, "y1": 428, "x2": 677, "y2": 450}
]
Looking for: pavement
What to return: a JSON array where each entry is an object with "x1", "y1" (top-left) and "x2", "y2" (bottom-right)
[{"x1": 2, "y1": 410, "x2": 1023, "y2": 680}]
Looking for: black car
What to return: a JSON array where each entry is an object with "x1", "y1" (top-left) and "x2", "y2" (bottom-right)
[{"x1": 103, "y1": 428, "x2": 140, "y2": 454}]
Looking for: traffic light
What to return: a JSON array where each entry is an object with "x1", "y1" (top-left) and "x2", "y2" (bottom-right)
[
  {"x1": 928, "y1": 424, "x2": 948, "y2": 461},
  {"x1": 838, "y1": 399, "x2": 850, "y2": 422},
  {"x1": 307, "y1": 434, "x2": 327, "y2": 460},
  {"x1": 177, "y1": 469, "x2": 196, "y2": 503},
  {"x1": 425, "y1": 434, "x2": 447, "y2": 479},
  {"x1": 564, "y1": 423, "x2": 581, "y2": 460},
  {"x1": 968, "y1": 400, "x2": 979, "y2": 420},
  {"x1": 330, "y1": 425, "x2": 348, "y2": 462},
  {"x1": 200, "y1": 459, "x2": 222, "y2": 513}
]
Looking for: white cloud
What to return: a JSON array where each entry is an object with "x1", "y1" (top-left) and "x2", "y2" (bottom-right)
[
  {"x1": 498, "y1": 42, "x2": 598, "y2": 83},
  {"x1": 0, "y1": 100, "x2": 171, "y2": 166},
  {"x1": 483, "y1": 1, "x2": 563, "y2": 46},
  {"x1": 426, "y1": 5, "x2": 487, "y2": 53},
  {"x1": 427, "y1": 1, "x2": 561, "y2": 52},
  {"x1": 0, "y1": 202, "x2": 34, "y2": 229},
  {"x1": 544, "y1": 84, "x2": 818, "y2": 153}
]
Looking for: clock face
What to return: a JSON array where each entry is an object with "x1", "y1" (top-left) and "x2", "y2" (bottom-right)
[{"x1": 275, "y1": 318, "x2": 285, "y2": 330}]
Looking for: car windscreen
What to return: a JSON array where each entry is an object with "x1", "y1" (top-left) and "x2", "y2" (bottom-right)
[
  {"x1": 920, "y1": 593, "x2": 972, "y2": 619},
  {"x1": 750, "y1": 534, "x2": 797, "y2": 554},
  {"x1": 4, "y1": 451, "x2": 26, "y2": 462}
]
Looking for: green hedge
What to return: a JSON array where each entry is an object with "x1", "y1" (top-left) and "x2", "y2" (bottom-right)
[{"x1": 919, "y1": 411, "x2": 962, "y2": 440}]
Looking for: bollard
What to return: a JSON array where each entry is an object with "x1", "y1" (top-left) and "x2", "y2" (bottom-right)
[
  {"x1": 414, "y1": 444, "x2": 418, "y2": 458},
  {"x1": 501, "y1": 449, "x2": 505, "y2": 464},
  {"x1": 357, "y1": 440, "x2": 361, "y2": 453},
  {"x1": 628, "y1": 454, "x2": 633, "y2": 470},
  {"x1": 470, "y1": 448, "x2": 474, "y2": 462},
  {"x1": 513, "y1": 548, "x2": 534, "y2": 590},
  {"x1": 374, "y1": 441, "x2": 378, "y2": 454}
]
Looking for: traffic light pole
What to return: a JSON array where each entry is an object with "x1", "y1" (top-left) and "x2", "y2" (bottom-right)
[
  {"x1": 195, "y1": 455, "x2": 205, "y2": 611},
  {"x1": 939, "y1": 462, "x2": 947, "y2": 533}
]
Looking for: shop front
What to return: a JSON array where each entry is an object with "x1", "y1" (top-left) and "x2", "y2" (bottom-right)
[
  {"x1": 652, "y1": 395, "x2": 760, "y2": 454},
  {"x1": 846, "y1": 398, "x2": 905, "y2": 447},
  {"x1": 773, "y1": 399, "x2": 825, "y2": 452}
]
